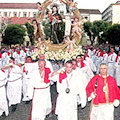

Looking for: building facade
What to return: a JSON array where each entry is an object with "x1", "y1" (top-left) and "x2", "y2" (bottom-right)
[
  {"x1": 79, "y1": 9, "x2": 102, "y2": 22},
  {"x1": 0, "y1": 3, "x2": 102, "y2": 25},
  {"x1": 102, "y1": 1, "x2": 120, "y2": 24}
]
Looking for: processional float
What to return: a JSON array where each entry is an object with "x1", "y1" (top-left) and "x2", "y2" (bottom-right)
[{"x1": 32, "y1": 0, "x2": 84, "y2": 51}]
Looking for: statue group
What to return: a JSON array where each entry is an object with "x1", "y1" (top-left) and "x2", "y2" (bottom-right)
[{"x1": 28, "y1": 0, "x2": 84, "y2": 52}]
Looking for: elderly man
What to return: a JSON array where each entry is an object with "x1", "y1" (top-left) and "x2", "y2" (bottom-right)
[
  {"x1": 50, "y1": 60, "x2": 86, "y2": 120},
  {"x1": 29, "y1": 59, "x2": 52, "y2": 120},
  {"x1": 86, "y1": 63, "x2": 120, "y2": 120},
  {"x1": 33, "y1": 54, "x2": 53, "y2": 72}
]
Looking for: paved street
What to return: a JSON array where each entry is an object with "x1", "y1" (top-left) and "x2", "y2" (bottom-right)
[{"x1": 0, "y1": 84, "x2": 120, "y2": 120}]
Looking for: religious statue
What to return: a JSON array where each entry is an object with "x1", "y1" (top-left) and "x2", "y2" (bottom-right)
[{"x1": 49, "y1": 4, "x2": 63, "y2": 44}]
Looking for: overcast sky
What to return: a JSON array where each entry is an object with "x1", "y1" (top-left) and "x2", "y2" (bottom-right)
[{"x1": 0, "y1": 0, "x2": 118, "y2": 12}]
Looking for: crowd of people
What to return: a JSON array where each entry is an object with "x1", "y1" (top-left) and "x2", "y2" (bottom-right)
[{"x1": 0, "y1": 43, "x2": 120, "y2": 120}]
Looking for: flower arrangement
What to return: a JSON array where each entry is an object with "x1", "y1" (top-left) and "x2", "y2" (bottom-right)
[{"x1": 31, "y1": 45, "x2": 83, "y2": 61}]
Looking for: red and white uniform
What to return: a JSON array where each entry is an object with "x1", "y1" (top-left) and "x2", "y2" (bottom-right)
[
  {"x1": 78, "y1": 60, "x2": 94, "y2": 84},
  {"x1": 115, "y1": 55, "x2": 120, "y2": 86},
  {"x1": 86, "y1": 75, "x2": 120, "y2": 120},
  {"x1": 22, "y1": 62, "x2": 34, "y2": 101},
  {"x1": 107, "y1": 52, "x2": 117, "y2": 77},
  {"x1": 6, "y1": 64, "x2": 22, "y2": 106},
  {"x1": 0, "y1": 70, "x2": 9, "y2": 116},
  {"x1": 29, "y1": 68, "x2": 52, "y2": 120},
  {"x1": 50, "y1": 71, "x2": 86, "y2": 120}
]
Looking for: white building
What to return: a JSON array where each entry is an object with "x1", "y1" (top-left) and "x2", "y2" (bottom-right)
[
  {"x1": 79, "y1": 9, "x2": 102, "y2": 22},
  {"x1": 102, "y1": 1, "x2": 120, "y2": 24},
  {"x1": 0, "y1": 3, "x2": 102, "y2": 24}
]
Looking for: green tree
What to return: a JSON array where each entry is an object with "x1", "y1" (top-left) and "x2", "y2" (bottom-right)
[
  {"x1": 25, "y1": 22, "x2": 34, "y2": 45},
  {"x1": 3, "y1": 24, "x2": 25, "y2": 46},
  {"x1": 83, "y1": 21, "x2": 93, "y2": 44},
  {"x1": 92, "y1": 21, "x2": 110, "y2": 44},
  {"x1": 105, "y1": 24, "x2": 120, "y2": 45},
  {"x1": 83, "y1": 21, "x2": 110, "y2": 45}
]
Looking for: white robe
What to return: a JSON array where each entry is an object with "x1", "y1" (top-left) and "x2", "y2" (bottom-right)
[
  {"x1": 85, "y1": 57, "x2": 96, "y2": 72},
  {"x1": 90, "y1": 104, "x2": 114, "y2": 120},
  {"x1": 20, "y1": 50, "x2": 26, "y2": 62},
  {"x1": 50, "y1": 71, "x2": 87, "y2": 120},
  {"x1": 22, "y1": 63, "x2": 34, "y2": 101},
  {"x1": 115, "y1": 56, "x2": 120, "y2": 86},
  {"x1": 107, "y1": 53, "x2": 117, "y2": 77},
  {"x1": 102, "y1": 53, "x2": 108, "y2": 64},
  {"x1": 6, "y1": 65, "x2": 22, "y2": 106},
  {"x1": 1, "y1": 52, "x2": 8, "y2": 67},
  {"x1": 0, "y1": 70, "x2": 9, "y2": 116},
  {"x1": 12, "y1": 52, "x2": 20, "y2": 64},
  {"x1": 30, "y1": 69, "x2": 52, "y2": 120},
  {"x1": 80, "y1": 61, "x2": 94, "y2": 84}
]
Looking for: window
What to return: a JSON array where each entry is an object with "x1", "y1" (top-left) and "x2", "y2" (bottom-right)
[
  {"x1": 4, "y1": 12, "x2": 7, "y2": 17},
  {"x1": 60, "y1": 11, "x2": 64, "y2": 15},
  {"x1": 23, "y1": 12, "x2": 27, "y2": 17},
  {"x1": 13, "y1": 12, "x2": 17, "y2": 17},
  {"x1": 33, "y1": 12, "x2": 37, "y2": 17}
]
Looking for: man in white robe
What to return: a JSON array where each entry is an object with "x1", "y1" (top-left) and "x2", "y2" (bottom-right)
[
  {"x1": 107, "y1": 47, "x2": 117, "y2": 77},
  {"x1": 6, "y1": 57, "x2": 22, "y2": 112},
  {"x1": 101, "y1": 49, "x2": 108, "y2": 64},
  {"x1": 115, "y1": 51, "x2": 120, "y2": 86},
  {"x1": 0, "y1": 69, "x2": 9, "y2": 116},
  {"x1": 50, "y1": 60, "x2": 86, "y2": 120},
  {"x1": 29, "y1": 59, "x2": 52, "y2": 120},
  {"x1": 76, "y1": 55, "x2": 94, "y2": 84},
  {"x1": 22, "y1": 56, "x2": 34, "y2": 103}
]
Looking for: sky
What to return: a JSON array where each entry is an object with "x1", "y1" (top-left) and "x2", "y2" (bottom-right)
[{"x1": 0, "y1": 0, "x2": 118, "y2": 12}]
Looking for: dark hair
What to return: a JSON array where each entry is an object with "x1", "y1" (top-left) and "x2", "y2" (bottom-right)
[
  {"x1": 26, "y1": 56, "x2": 32, "y2": 59},
  {"x1": 72, "y1": 59, "x2": 77, "y2": 63},
  {"x1": 37, "y1": 2, "x2": 41, "y2": 5},
  {"x1": 76, "y1": 55, "x2": 81, "y2": 58},
  {"x1": 32, "y1": 19, "x2": 38, "y2": 24},
  {"x1": 65, "y1": 60, "x2": 73, "y2": 65},
  {"x1": 52, "y1": 5, "x2": 58, "y2": 13},
  {"x1": 10, "y1": 57, "x2": 15, "y2": 61}
]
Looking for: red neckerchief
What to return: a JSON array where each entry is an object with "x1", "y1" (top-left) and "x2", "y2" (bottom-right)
[
  {"x1": 0, "y1": 53, "x2": 2, "y2": 58},
  {"x1": 7, "y1": 51, "x2": 10, "y2": 56},
  {"x1": 86, "y1": 54, "x2": 89, "y2": 57},
  {"x1": 80, "y1": 60, "x2": 85, "y2": 68},
  {"x1": 23, "y1": 49, "x2": 26, "y2": 53},
  {"x1": 1, "y1": 69, "x2": 5, "y2": 73},
  {"x1": 115, "y1": 55, "x2": 120, "y2": 62},
  {"x1": 108, "y1": 52, "x2": 111, "y2": 56},
  {"x1": 44, "y1": 68, "x2": 51, "y2": 83},
  {"x1": 17, "y1": 51, "x2": 20, "y2": 55},
  {"x1": 100, "y1": 52, "x2": 103, "y2": 57},
  {"x1": 59, "y1": 71, "x2": 67, "y2": 83}
]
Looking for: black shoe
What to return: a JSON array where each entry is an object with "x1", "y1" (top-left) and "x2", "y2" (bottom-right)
[
  {"x1": 2, "y1": 112, "x2": 5, "y2": 116},
  {"x1": 12, "y1": 105, "x2": 17, "y2": 112},
  {"x1": 46, "y1": 112, "x2": 52, "y2": 118},
  {"x1": 25, "y1": 101, "x2": 31, "y2": 104}
]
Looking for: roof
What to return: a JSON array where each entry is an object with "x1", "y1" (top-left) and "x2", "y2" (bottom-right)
[
  {"x1": 8, "y1": 17, "x2": 34, "y2": 24},
  {"x1": 79, "y1": 9, "x2": 101, "y2": 14},
  {"x1": 0, "y1": 3, "x2": 37, "y2": 9},
  {"x1": 102, "y1": 1, "x2": 120, "y2": 14}
]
